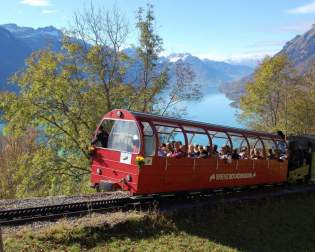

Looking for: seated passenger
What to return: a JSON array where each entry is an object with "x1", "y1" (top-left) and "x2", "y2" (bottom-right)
[
  {"x1": 205, "y1": 145, "x2": 212, "y2": 158},
  {"x1": 198, "y1": 145, "x2": 208, "y2": 158},
  {"x1": 187, "y1": 144, "x2": 197, "y2": 158},
  {"x1": 267, "y1": 149, "x2": 276, "y2": 160},
  {"x1": 219, "y1": 145, "x2": 231, "y2": 159},
  {"x1": 257, "y1": 149, "x2": 264, "y2": 159},
  {"x1": 211, "y1": 144, "x2": 219, "y2": 156},
  {"x1": 171, "y1": 141, "x2": 184, "y2": 158},
  {"x1": 166, "y1": 143, "x2": 174, "y2": 157},
  {"x1": 239, "y1": 147, "x2": 248, "y2": 159},
  {"x1": 180, "y1": 143, "x2": 187, "y2": 155},
  {"x1": 232, "y1": 149, "x2": 240, "y2": 160},
  {"x1": 194, "y1": 144, "x2": 200, "y2": 157},
  {"x1": 250, "y1": 148, "x2": 259, "y2": 159},
  {"x1": 158, "y1": 143, "x2": 167, "y2": 157},
  {"x1": 91, "y1": 125, "x2": 109, "y2": 148}
]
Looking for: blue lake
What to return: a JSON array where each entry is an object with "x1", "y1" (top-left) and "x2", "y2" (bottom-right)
[
  {"x1": 184, "y1": 92, "x2": 242, "y2": 128},
  {"x1": 0, "y1": 92, "x2": 242, "y2": 135}
]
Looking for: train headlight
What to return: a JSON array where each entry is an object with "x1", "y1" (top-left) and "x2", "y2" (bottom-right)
[
  {"x1": 116, "y1": 110, "x2": 123, "y2": 118},
  {"x1": 96, "y1": 168, "x2": 102, "y2": 175}
]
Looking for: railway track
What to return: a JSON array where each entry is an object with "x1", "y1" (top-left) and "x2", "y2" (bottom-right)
[{"x1": 1, "y1": 183, "x2": 315, "y2": 226}]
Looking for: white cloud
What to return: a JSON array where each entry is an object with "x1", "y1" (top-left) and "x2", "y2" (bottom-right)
[
  {"x1": 20, "y1": 0, "x2": 51, "y2": 7},
  {"x1": 286, "y1": 1, "x2": 315, "y2": 14},
  {"x1": 42, "y1": 9, "x2": 56, "y2": 14}
]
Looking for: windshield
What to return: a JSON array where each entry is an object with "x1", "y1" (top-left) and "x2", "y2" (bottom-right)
[{"x1": 97, "y1": 119, "x2": 140, "y2": 153}]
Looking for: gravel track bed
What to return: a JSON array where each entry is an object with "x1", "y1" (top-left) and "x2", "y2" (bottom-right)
[{"x1": 0, "y1": 191, "x2": 130, "y2": 211}]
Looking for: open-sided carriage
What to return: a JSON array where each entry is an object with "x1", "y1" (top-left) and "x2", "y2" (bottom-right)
[{"x1": 90, "y1": 109, "x2": 291, "y2": 195}]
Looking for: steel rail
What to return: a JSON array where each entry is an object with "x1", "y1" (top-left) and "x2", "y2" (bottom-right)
[
  {"x1": 1, "y1": 183, "x2": 315, "y2": 226},
  {"x1": 0, "y1": 196, "x2": 154, "y2": 226}
]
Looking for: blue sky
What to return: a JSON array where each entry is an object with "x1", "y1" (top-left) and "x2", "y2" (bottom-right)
[{"x1": 1, "y1": 0, "x2": 315, "y2": 61}]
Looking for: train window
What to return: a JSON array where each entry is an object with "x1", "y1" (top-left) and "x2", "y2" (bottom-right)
[
  {"x1": 141, "y1": 122, "x2": 156, "y2": 156},
  {"x1": 262, "y1": 138, "x2": 278, "y2": 157},
  {"x1": 155, "y1": 125, "x2": 185, "y2": 146},
  {"x1": 209, "y1": 131, "x2": 231, "y2": 151},
  {"x1": 186, "y1": 133, "x2": 210, "y2": 147},
  {"x1": 247, "y1": 136, "x2": 265, "y2": 158},
  {"x1": 105, "y1": 119, "x2": 140, "y2": 153},
  {"x1": 229, "y1": 134, "x2": 248, "y2": 152}
]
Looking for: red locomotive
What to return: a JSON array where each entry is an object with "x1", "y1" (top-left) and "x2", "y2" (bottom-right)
[{"x1": 90, "y1": 109, "x2": 315, "y2": 195}]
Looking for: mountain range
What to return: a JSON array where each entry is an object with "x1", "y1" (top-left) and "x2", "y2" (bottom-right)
[
  {"x1": 220, "y1": 23, "x2": 315, "y2": 105},
  {"x1": 0, "y1": 23, "x2": 253, "y2": 93}
]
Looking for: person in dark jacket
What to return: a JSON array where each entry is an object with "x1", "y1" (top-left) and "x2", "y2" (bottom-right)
[{"x1": 91, "y1": 125, "x2": 109, "y2": 148}]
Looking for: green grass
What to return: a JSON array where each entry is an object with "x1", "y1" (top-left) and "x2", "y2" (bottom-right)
[{"x1": 4, "y1": 193, "x2": 315, "y2": 252}]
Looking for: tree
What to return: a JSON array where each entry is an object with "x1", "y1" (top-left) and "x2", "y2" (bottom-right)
[
  {"x1": 0, "y1": 4, "x2": 202, "y2": 198},
  {"x1": 129, "y1": 4, "x2": 201, "y2": 114},
  {"x1": 0, "y1": 129, "x2": 38, "y2": 198},
  {"x1": 239, "y1": 54, "x2": 315, "y2": 135},
  {"x1": 67, "y1": 3, "x2": 129, "y2": 112},
  {"x1": 0, "y1": 4, "x2": 132, "y2": 197},
  {"x1": 157, "y1": 61, "x2": 201, "y2": 116}
]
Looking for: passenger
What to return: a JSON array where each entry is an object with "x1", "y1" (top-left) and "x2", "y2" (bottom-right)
[
  {"x1": 225, "y1": 145, "x2": 232, "y2": 155},
  {"x1": 277, "y1": 131, "x2": 287, "y2": 155},
  {"x1": 166, "y1": 143, "x2": 174, "y2": 157},
  {"x1": 171, "y1": 141, "x2": 184, "y2": 158},
  {"x1": 257, "y1": 149, "x2": 264, "y2": 159},
  {"x1": 267, "y1": 149, "x2": 276, "y2": 160},
  {"x1": 212, "y1": 144, "x2": 219, "y2": 156},
  {"x1": 250, "y1": 148, "x2": 259, "y2": 160},
  {"x1": 158, "y1": 143, "x2": 167, "y2": 157},
  {"x1": 232, "y1": 149, "x2": 240, "y2": 160},
  {"x1": 91, "y1": 125, "x2": 109, "y2": 148},
  {"x1": 194, "y1": 144, "x2": 200, "y2": 157},
  {"x1": 198, "y1": 145, "x2": 208, "y2": 158},
  {"x1": 220, "y1": 145, "x2": 231, "y2": 159},
  {"x1": 274, "y1": 149, "x2": 281, "y2": 160},
  {"x1": 205, "y1": 145, "x2": 212, "y2": 158},
  {"x1": 187, "y1": 144, "x2": 197, "y2": 158},
  {"x1": 180, "y1": 144, "x2": 187, "y2": 156},
  {"x1": 239, "y1": 147, "x2": 248, "y2": 159}
]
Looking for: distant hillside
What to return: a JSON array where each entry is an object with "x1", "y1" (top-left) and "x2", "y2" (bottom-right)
[
  {"x1": 161, "y1": 53, "x2": 253, "y2": 92},
  {"x1": 0, "y1": 24, "x2": 62, "y2": 92},
  {"x1": 277, "y1": 24, "x2": 315, "y2": 73},
  {"x1": 220, "y1": 23, "x2": 315, "y2": 106},
  {"x1": 0, "y1": 24, "x2": 253, "y2": 93}
]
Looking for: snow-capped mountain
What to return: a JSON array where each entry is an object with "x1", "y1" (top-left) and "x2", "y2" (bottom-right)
[
  {"x1": 163, "y1": 53, "x2": 253, "y2": 91},
  {"x1": 1, "y1": 23, "x2": 62, "y2": 51},
  {"x1": 0, "y1": 23, "x2": 254, "y2": 93}
]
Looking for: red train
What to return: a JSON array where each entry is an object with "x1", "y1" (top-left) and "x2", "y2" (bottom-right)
[{"x1": 90, "y1": 109, "x2": 315, "y2": 195}]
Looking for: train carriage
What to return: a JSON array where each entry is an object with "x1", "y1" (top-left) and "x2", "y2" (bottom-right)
[{"x1": 90, "y1": 109, "x2": 292, "y2": 195}]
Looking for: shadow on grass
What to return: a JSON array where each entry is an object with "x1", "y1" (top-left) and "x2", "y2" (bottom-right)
[{"x1": 38, "y1": 193, "x2": 315, "y2": 252}]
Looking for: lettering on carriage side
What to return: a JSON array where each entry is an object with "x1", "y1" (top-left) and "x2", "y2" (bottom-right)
[
  {"x1": 209, "y1": 172, "x2": 256, "y2": 182},
  {"x1": 120, "y1": 152, "x2": 132, "y2": 164}
]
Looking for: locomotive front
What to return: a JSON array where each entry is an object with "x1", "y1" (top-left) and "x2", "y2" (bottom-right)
[{"x1": 90, "y1": 109, "x2": 143, "y2": 194}]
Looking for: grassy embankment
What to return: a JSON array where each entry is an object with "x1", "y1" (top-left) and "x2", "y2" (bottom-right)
[{"x1": 3, "y1": 192, "x2": 315, "y2": 252}]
